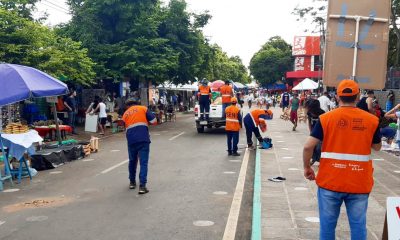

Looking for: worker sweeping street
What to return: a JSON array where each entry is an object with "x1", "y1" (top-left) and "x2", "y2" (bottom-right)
[
  {"x1": 243, "y1": 109, "x2": 269, "y2": 149},
  {"x1": 122, "y1": 99, "x2": 157, "y2": 195},
  {"x1": 225, "y1": 97, "x2": 242, "y2": 156},
  {"x1": 220, "y1": 80, "x2": 234, "y2": 118},
  {"x1": 197, "y1": 79, "x2": 211, "y2": 121}
]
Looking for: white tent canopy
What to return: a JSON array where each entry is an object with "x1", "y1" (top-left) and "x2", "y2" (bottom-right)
[
  {"x1": 292, "y1": 78, "x2": 318, "y2": 91},
  {"x1": 157, "y1": 81, "x2": 198, "y2": 91}
]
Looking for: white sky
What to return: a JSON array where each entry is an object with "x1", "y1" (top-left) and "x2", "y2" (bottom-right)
[{"x1": 36, "y1": 0, "x2": 319, "y2": 66}]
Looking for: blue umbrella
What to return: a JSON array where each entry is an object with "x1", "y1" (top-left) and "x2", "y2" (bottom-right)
[{"x1": 0, "y1": 63, "x2": 68, "y2": 106}]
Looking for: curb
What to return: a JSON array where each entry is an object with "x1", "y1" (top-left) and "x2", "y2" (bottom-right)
[{"x1": 251, "y1": 144, "x2": 262, "y2": 240}]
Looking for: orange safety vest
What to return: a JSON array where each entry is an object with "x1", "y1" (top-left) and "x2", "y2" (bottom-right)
[
  {"x1": 316, "y1": 107, "x2": 379, "y2": 194},
  {"x1": 220, "y1": 85, "x2": 233, "y2": 103},
  {"x1": 122, "y1": 105, "x2": 152, "y2": 129},
  {"x1": 198, "y1": 85, "x2": 211, "y2": 98},
  {"x1": 250, "y1": 109, "x2": 266, "y2": 127},
  {"x1": 225, "y1": 105, "x2": 241, "y2": 131}
]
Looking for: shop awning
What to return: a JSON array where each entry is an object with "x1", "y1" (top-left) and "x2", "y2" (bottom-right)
[{"x1": 286, "y1": 71, "x2": 322, "y2": 79}]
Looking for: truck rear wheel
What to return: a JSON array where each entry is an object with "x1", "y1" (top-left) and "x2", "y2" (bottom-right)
[{"x1": 197, "y1": 126, "x2": 204, "y2": 133}]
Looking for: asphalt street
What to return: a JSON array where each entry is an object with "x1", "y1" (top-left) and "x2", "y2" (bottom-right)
[{"x1": 0, "y1": 114, "x2": 249, "y2": 240}]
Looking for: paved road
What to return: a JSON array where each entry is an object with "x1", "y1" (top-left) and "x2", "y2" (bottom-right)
[{"x1": 0, "y1": 114, "x2": 248, "y2": 240}]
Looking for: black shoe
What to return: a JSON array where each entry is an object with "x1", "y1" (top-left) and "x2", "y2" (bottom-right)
[
  {"x1": 232, "y1": 152, "x2": 240, "y2": 156},
  {"x1": 138, "y1": 186, "x2": 149, "y2": 194},
  {"x1": 129, "y1": 182, "x2": 136, "y2": 189},
  {"x1": 228, "y1": 151, "x2": 233, "y2": 156}
]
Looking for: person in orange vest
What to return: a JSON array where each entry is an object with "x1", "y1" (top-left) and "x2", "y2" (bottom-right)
[
  {"x1": 197, "y1": 79, "x2": 211, "y2": 121},
  {"x1": 225, "y1": 97, "x2": 242, "y2": 156},
  {"x1": 122, "y1": 99, "x2": 157, "y2": 194},
  {"x1": 220, "y1": 80, "x2": 233, "y2": 118},
  {"x1": 302, "y1": 80, "x2": 382, "y2": 240},
  {"x1": 243, "y1": 108, "x2": 269, "y2": 149}
]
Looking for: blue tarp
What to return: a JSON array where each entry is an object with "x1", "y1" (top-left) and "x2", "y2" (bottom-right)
[
  {"x1": 264, "y1": 84, "x2": 286, "y2": 90},
  {"x1": 0, "y1": 64, "x2": 69, "y2": 106}
]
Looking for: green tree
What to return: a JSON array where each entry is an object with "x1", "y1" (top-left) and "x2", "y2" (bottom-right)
[
  {"x1": 0, "y1": 8, "x2": 95, "y2": 85},
  {"x1": 249, "y1": 36, "x2": 292, "y2": 85},
  {"x1": 0, "y1": 0, "x2": 39, "y2": 19}
]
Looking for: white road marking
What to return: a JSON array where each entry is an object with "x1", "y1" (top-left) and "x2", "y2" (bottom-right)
[
  {"x1": 49, "y1": 171, "x2": 62, "y2": 175},
  {"x1": 373, "y1": 158, "x2": 384, "y2": 161},
  {"x1": 229, "y1": 160, "x2": 241, "y2": 163},
  {"x1": 169, "y1": 132, "x2": 185, "y2": 141},
  {"x1": 282, "y1": 157, "x2": 294, "y2": 159},
  {"x1": 213, "y1": 191, "x2": 228, "y2": 195},
  {"x1": 288, "y1": 168, "x2": 300, "y2": 171},
  {"x1": 223, "y1": 171, "x2": 236, "y2": 174},
  {"x1": 2, "y1": 188, "x2": 20, "y2": 193},
  {"x1": 193, "y1": 220, "x2": 214, "y2": 227},
  {"x1": 26, "y1": 216, "x2": 48, "y2": 222},
  {"x1": 394, "y1": 170, "x2": 400, "y2": 174},
  {"x1": 276, "y1": 136, "x2": 283, "y2": 138},
  {"x1": 83, "y1": 159, "x2": 95, "y2": 162},
  {"x1": 110, "y1": 150, "x2": 120, "y2": 152},
  {"x1": 153, "y1": 133, "x2": 161, "y2": 136},
  {"x1": 294, "y1": 187, "x2": 308, "y2": 191},
  {"x1": 305, "y1": 217, "x2": 320, "y2": 223},
  {"x1": 281, "y1": 148, "x2": 289, "y2": 150},
  {"x1": 277, "y1": 141, "x2": 285, "y2": 143},
  {"x1": 0, "y1": 221, "x2": 5, "y2": 226},
  {"x1": 223, "y1": 148, "x2": 250, "y2": 240},
  {"x1": 101, "y1": 160, "x2": 129, "y2": 174}
]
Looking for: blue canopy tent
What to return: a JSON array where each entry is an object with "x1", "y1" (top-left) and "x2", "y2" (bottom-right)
[
  {"x1": 264, "y1": 83, "x2": 287, "y2": 91},
  {"x1": 0, "y1": 64, "x2": 69, "y2": 190},
  {"x1": 232, "y1": 82, "x2": 246, "y2": 91}
]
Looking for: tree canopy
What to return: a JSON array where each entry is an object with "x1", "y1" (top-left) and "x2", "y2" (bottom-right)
[
  {"x1": 249, "y1": 36, "x2": 292, "y2": 85},
  {"x1": 0, "y1": 7, "x2": 95, "y2": 85}
]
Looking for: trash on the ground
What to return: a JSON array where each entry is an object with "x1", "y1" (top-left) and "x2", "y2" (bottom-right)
[{"x1": 268, "y1": 176, "x2": 286, "y2": 182}]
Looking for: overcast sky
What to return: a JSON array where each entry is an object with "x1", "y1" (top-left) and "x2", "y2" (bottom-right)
[{"x1": 36, "y1": 0, "x2": 318, "y2": 66}]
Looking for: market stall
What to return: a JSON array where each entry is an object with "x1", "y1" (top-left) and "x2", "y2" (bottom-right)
[{"x1": 0, "y1": 63, "x2": 68, "y2": 191}]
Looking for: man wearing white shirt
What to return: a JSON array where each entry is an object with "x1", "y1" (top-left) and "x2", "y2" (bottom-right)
[{"x1": 318, "y1": 92, "x2": 331, "y2": 113}]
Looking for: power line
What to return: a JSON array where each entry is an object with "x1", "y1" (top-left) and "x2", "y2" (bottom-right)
[
  {"x1": 40, "y1": 2, "x2": 69, "y2": 14},
  {"x1": 42, "y1": 0, "x2": 70, "y2": 12}
]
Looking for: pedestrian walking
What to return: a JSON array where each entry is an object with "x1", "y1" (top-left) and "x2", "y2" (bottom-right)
[
  {"x1": 63, "y1": 89, "x2": 77, "y2": 134},
  {"x1": 243, "y1": 109, "x2": 269, "y2": 149},
  {"x1": 304, "y1": 99, "x2": 325, "y2": 165},
  {"x1": 220, "y1": 80, "x2": 233, "y2": 118},
  {"x1": 122, "y1": 99, "x2": 157, "y2": 194},
  {"x1": 385, "y1": 103, "x2": 400, "y2": 148},
  {"x1": 225, "y1": 97, "x2": 242, "y2": 156},
  {"x1": 197, "y1": 79, "x2": 211, "y2": 121},
  {"x1": 302, "y1": 80, "x2": 382, "y2": 240},
  {"x1": 92, "y1": 97, "x2": 107, "y2": 135},
  {"x1": 318, "y1": 92, "x2": 331, "y2": 113},
  {"x1": 281, "y1": 91, "x2": 290, "y2": 111},
  {"x1": 289, "y1": 93, "x2": 300, "y2": 131}
]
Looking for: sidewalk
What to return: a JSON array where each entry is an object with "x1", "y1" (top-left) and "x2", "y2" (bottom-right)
[{"x1": 259, "y1": 108, "x2": 400, "y2": 240}]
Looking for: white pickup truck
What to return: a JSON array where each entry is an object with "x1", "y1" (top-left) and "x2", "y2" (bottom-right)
[{"x1": 194, "y1": 97, "x2": 225, "y2": 133}]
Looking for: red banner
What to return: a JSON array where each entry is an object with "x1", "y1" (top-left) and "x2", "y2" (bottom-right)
[{"x1": 293, "y1": 36, "x2": 321, "y2": 56}]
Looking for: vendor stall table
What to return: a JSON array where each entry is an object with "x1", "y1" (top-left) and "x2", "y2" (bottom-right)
[
  {"x1": 0, "y1": 130, "x2": 43, "y2": 183},
  {"x1": 35, "y1": 125, "x2": 72, "y2": 140}
]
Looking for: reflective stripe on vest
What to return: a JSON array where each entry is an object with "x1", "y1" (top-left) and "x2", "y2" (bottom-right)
[
  {"x1": 226, "y1": 118, "x2": 239, "y2": 122},
  {"x1": 222, "y1": 94, "x2": 231, "y2": 97},
  {"x1": 126, "y1": 122, "x2": 148, "y2": 130},
  {"x1": 321, "y1": 152, "x2": 370, "y2": 162}
]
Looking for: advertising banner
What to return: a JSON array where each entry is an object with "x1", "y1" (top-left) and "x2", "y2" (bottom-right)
[{"x1": 293, "y1": 36, "x2": 320, "y2": 56}]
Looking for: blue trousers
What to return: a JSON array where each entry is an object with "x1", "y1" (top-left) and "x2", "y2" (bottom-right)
[
  {"x1": 222, "y1": 103, "x2": 230, "y2": 118},
  {"x1": 128, "y1": 142, "x2": 150, "y2": 186},
  {"x1": 68, "y1": 111, "x2": 76, "y2": 133},
  {"x1": 244, "y1": 115, "x2": 261, "y2": 145},
  {"x1": 226, "y1": 131, "x2": 239, "y2": 153},
  {"x1": 318, "y1": 187, "x2": 369, "y2": 240},
  {"x1": 199, "y1": 100, "x2": 210, "y2": 120}
]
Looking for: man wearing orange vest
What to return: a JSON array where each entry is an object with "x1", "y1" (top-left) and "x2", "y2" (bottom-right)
[
  {"x1": 122, "y1": 99, "x2": 157, "y2": 194},
  {"x1": 243, "y1": 108, "x2": 269, "y2": 149},
  {"x1": 197, "y1": 79, "x2": 212, "y2": 121},
  {"x1": 225, "y1": 97, "x2": 242, "y2": 156},
  {"x1": 302, "y1": 80, "x2": 381, "y2": 240},
  {"x1": 220, "y1": 80, "x2": 233, "y2": 118}
]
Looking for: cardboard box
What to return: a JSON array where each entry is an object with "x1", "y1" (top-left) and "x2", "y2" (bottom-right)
[{"x1": 324, "y1": 0, "x2": 391, "y2": 89}]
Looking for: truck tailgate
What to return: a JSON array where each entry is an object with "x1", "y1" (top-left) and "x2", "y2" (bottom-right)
[{"x1": 209, "y1": 104, "x2": 223, "y2": 118}]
